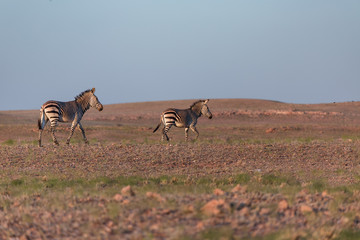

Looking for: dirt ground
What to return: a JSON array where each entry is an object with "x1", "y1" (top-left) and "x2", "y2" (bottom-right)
[{"x1": 1, "y1": 99, "x2": 360, "y2": 239}]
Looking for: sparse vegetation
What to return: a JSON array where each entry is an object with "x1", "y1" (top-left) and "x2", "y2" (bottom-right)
[
  {"x1": 2, "y1": 139, "x2": 15, "y2": 145},
  {"x1": 1, "y1": 99, "x2": 360, "y2": 239}
]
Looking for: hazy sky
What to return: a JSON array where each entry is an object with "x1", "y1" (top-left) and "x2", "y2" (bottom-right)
[{"x1": 1, "y1": 1, "x2": 359, "y2": 110}]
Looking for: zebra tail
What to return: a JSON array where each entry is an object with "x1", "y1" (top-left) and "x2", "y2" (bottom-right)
[
  {"x1": 153, "y1": 122, "x2": 161, "y2": 133},
  {"x1": 38, "y1": 108, "x2": 44, "y2": 130},
  {"x1": 38, "y1": 118, "x2": 42, "y2": 130}
]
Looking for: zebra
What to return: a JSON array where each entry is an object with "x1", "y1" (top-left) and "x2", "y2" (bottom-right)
[
  {"x1": 38, "y1": 88, "x2": 103, "y2": 147},
  {"x1": 153, "y1": 99, "x2": 213, "y2": 141}
]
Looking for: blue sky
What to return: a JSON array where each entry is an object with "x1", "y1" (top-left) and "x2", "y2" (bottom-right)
[{"x1": 1, "y1": 1, "x2": 359, "y2": 110}]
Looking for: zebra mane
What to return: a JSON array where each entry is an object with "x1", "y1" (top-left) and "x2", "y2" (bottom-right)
[
  {"x1": 189, "y1": 100, "x2": 206, "y2": 115},
  {"x1": 74, "y1": 89, "x2": 94, "y2": 111},
  {"x1": 74, "y1": 89, "x2": 93, "y2": 101},
  {"x1": 190, "y1": 100, "x2": 206, "y2": 109}
]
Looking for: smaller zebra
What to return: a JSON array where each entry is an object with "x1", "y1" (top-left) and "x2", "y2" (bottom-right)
[
  {"x1": 153, "y1": 99, "x2": 213, "y2": 141},
  {"x1": 38, "y1": 88, "x2": 103, "y2": 147}
]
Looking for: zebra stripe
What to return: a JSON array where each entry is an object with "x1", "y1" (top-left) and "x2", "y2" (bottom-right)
[
  {"x1": 163, "y1": 111, "x2": 182, "y2": 124},
  {"x1": 153, "y1": 99, "x2": 212, "y2": 141},
  {"x1": 38, "y1": 88, "x2": 103, "y2": 147},
  {"x1": 42, "y1": 102, "x2": 63, "y2": 126}
]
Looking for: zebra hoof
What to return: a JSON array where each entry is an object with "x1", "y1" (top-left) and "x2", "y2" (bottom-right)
[
  {"x1": 54, "y1": 142, "x2": 59, "y2": 146},
  {"x1": 85, "y1": 140, "x2": 89, "y2": 144}
]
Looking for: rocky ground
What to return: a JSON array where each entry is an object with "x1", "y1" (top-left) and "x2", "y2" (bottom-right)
[
  {"x1": 2, "y1": 180, "x2": 358, "y2": 240},
  {"x1": 0, "y1": 142, "x2": 360, "y2": 239},
  {"x1": 1, "y1": 99, "x2": 360, "y2": 239}
]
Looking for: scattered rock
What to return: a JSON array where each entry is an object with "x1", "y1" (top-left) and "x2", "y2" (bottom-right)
[
  {"x1": 146, "y1": 192, "x2": 165, "y2": 203},
  {"x1": 266, "y1": 128, "x2": 276, "y2": 133},
  {"x1": 196, "y1": 221, "x2": 205, "y2": 231},
  {"x1": 113, "y1": 194, "x2": 123, "y2": 202},
  {"x1": 12, "y1": 201, "x2": 21, "y2": 207},
  {"x1": 238, "y1": 207, "x2": 250, "y2": 216},
  {"x1": 278, "y1": 200, "x2": 289, "y2": 211},
  {"x1": 201, "y1": 199, "x2": 228, "y2": 216},
  {"x1": 121, "y1": 185, "x2": 135, "y2": 196},
  {"x1": 19, "y1": 235, "x2": 28, "y2": 240},
  {"x1": 300, "y1": 204, "x2": 313, "y2": 214},
  {"x1": 259, "y1": 208, "x2": 270, "y2": 215},
  {"x1": 183, "y1": 205, "x2": 195, "y2": 214},
  {"x1": 150, "y1": 224, "x2": 160, "y2": 231},
  {"x1": 321, "y1": 191, "x2": 330, "y2": 198},
  {"x1": 213, "y1": 188, "x2": 225, "y2": 196},
  {"x1": 231, "y1": 184, "x2": 247, "y2": 194}
]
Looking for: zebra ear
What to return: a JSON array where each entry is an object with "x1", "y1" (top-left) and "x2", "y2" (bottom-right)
[
  {"x1": 91, "y1": 88, "x2": 96, "y2": 93},
  {"x1": 204, "y1": 99, "x2": 209, "y2": 104}
]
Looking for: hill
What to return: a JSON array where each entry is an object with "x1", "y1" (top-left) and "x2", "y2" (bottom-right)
[
  {"x1": 1, "y1": 98, "x2": 360, "y2": 144},
  {"x1": 2, "y1": 98, "x2": 360, "y2": 124}
]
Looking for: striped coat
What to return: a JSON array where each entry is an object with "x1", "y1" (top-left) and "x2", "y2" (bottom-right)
[
  {"x1": 153, "y1": 99, "x2": 212, "y2": 141},
  {"x1": 38, "y1": 88, "x2": 103, "y2": 146}
]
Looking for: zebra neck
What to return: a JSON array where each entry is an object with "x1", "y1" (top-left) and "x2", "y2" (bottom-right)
[
  {"x1": 76, "y1": 99, "x2": 90, "y2": 114},
  {"x1": 190, "y1": 107, "x2": 202, "y2": 117},
  {"x1": 81, "y1": 104, "x2": 90, "y2": 114}
]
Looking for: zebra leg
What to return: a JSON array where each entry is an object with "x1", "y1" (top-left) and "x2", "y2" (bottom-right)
[
  {"x1": 162, "y1": 125, "x2": 172, "y2": 141},
  {"x1": 78, "y1": 122, "x2": 89, "y2": 144},
  {"x1": 50, "y1": 121, "x2": 59, "y2": 145},
  {"x1": 185, "y1": 127, "x2": 189, "y2": 141},
  {"x1": 38, "y1": 129, "x2": 43, "y2": 147},
  {"x1": 190, "y1": 126, "x2": 199, "y2": 140},
  {"x1": 66, "y1": 121, "x2": 78, "y2": 145}
]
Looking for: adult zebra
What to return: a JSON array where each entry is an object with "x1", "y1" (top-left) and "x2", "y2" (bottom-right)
[
  {"x1": 38, "y1": 88, "x2": 103, "y2": 147},
  {"x1": 153, "y1": 99, "x2": 213, "y2": 141}
]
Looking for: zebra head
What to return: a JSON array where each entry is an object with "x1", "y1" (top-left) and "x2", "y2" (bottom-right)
[
  {"x1": 191, "y1": 99, "x2": 212, "y2": 119},
  {"x1": 89, "y1": 88, "x2": 103, "y2": 111},
  {"x1": 201, "y1": 99, "x2": 212, "y2": 119}
]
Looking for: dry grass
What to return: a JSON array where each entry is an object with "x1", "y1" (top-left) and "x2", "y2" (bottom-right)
[{"x1": 1, "y1": 99, "x2": 360, "y2": 239}]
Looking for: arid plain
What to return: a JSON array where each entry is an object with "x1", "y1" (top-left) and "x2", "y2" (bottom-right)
[{"x1": 1, "y1": 99, "x2": 360, "y2": 239}]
